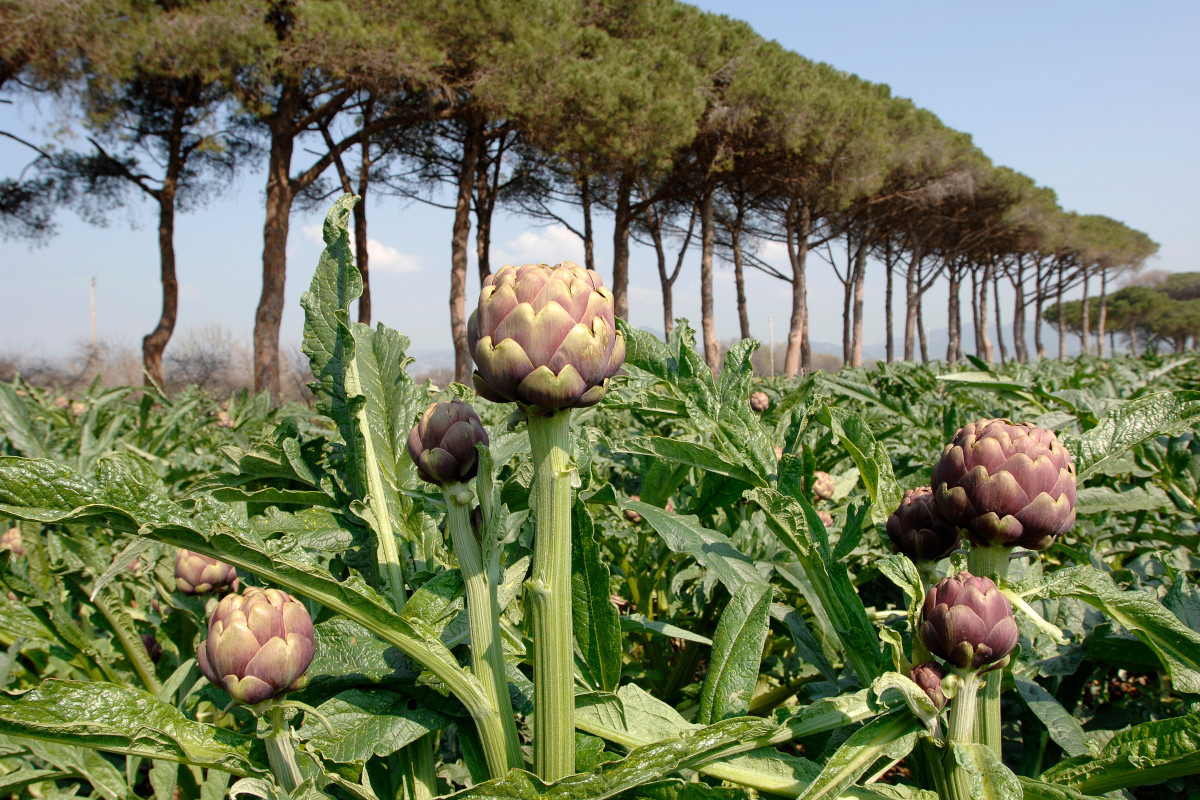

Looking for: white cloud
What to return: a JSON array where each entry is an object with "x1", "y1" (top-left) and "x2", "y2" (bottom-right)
[
  {"x1": 298, "y1": 223, "x2": 419, "y2": 273},
  {"x1": 493, "y1": 225, "x2": 585, "y2": 267}
]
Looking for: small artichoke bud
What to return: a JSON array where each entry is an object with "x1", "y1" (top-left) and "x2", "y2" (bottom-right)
[
  {"x1": 932, "y1": 418, "x2": 1076, "y2": 551},
  {"x1": 816, "y1": 509, "x2": 834, "y2": 528},
  {"x1": 909, "y1": 661, "x2": 948, "y2": 710},
  {"x1": 750, "y1": 391, "x2": 770, "y2": 412},
  {"x1": 811, "y1": 471, "x2": 834, "y2": 501},
  {"x1": 408, "y1": 399, "x2": 489, "y2": 487},
  {"x1": 1, "y1": 526, "x2": 24, "y2": 558},
  {"x1": 624, "y1": 495, "x2": 643, "y2": 524},
  {"x1": 774, "y1": 446, "x2": 783, "y2": 461},
  {"x1": 198, "y1": 587, "x2": 315, "y2": 706},
  {"x1": 70, "y1": 401, "x2": 87, "y2": 416},
  {"x1": 142, "y1": 633, "x2": 163, "y2": 663},
  {"x1": 920, "y1": 571, "x2": 1018, "y2": 672},
  {"x1": 467, "y1": 262, "x2": 625, "y2": 410},
  {"x1": 887, "y1": 487, "x2": 961, "y2": 562},
  {"x1": 175, "y1": 549, "x2": 238, "y2": 595},
  {"x1": 53, "y1": 395, "x2": 69, "y2": 409}
]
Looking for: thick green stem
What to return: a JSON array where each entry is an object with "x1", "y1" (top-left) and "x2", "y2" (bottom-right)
[
  {"x1": 942, "y1": 671, "x2": 981, "y2": 800},
  {"x1": 966, "y1": 545, "x2": 1011, "y2": 757},
  {"x1": 526, "y1": 409, "x2": 575, "y2": 781},
  {"x1": 443, "y1": 485, "x2": 524, "y2": 770},
  {"x1": 405, "y1": 742, "x2": 438, "y2": 800},
  {"x1": 264, "y1": 706, "x2": 303, "y2": 793}
]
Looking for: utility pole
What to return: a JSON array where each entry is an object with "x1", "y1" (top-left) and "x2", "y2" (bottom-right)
[{"x1": 90, "y1": 277, "x2": 98, "y2": 350}]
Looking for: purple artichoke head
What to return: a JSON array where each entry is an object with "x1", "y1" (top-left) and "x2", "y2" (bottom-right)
[
  {"x1": 175, "y1": 549, "x2": 238, "y2": 595},
  {"x1": 887, "y1": 487, "x2": 962, "y2": 562},
  {"x1": 932, "y1": 418, "x2": 1075, "y2": 551},
  {"x1": 198, "y1": 587, "x2": 314, "y2": 706},
  {"x1": 812, "y1": 471, "x2": 835, "y2": 501},
  {"x1": 467, "y1": 262, "x2": 625, "y2": 410},
  {"x1": 920, "y1": 571, "x2": 1018, "y2": 672},
  {"x1": 408, "y1": 399, "x2": 489, "y2": 486},
  {"x1": 750, "y1": 391, "x2": 770, "y2": 412},
  {"x1": 909, "y1": 661, "x2": 948, "y2": 710}
]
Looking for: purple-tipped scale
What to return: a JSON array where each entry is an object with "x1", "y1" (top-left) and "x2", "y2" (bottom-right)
[
  {"x1": 175, "y1": 550, "x2": 238, "y2": 595},
  {"x1": 920, "y1": 571, "x2": 1018, "y2": 672},
  {"x1": 931, "y1": 418, "x2": 1076, "y2": 551},
  {"x1": 910, "y1": 661, "x2": 948, "y2": 710},
  {"x1": 467, "y1": 262, "x2": 625, "y2": 410},
  {"x1": 408, "y1": 399, "x2": 489, "y2": 487},
  {"x1": 198, "y1": 587, "x2": 314, "y2": 706},
  {"x1": 887, "y1": 487, "x2": 961, "y2": 562}
]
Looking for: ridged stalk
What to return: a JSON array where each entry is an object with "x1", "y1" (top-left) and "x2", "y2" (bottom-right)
[
  {"x1": 264, "y1": 705, "x2": 303, "y2": 793},
  {"x1": 967, "y1": 545, "x2": 1011, "y2": 756},
  {"x1": 942, "y1": 672, "x2": 981, "y2": 800},
  {"x1": 443, "y1": 485, "x2": 524, "y2": 770},
  {"x1": 526, "y1": 409, "x2": 575, "y2": 780}
]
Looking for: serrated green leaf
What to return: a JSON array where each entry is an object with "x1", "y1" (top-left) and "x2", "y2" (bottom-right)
[
  {"x1": 0, "y1": 680, "x2": 269, "y2": 776},
  {"x1": 1061, "y1": 390, "x2": 1200, "y2": 481},
  {"x1": 700, "y1": 583, "x2": 772, "y2": 724},
  {"x1": 1074, "y1": 485, "x2": 1172, "y2": 515},
  {"x1": 1013, "y1": 675, "x2": 1090, "y2": 758},
  {"x1": 299, "y1": 688, "x2": 450, "y2": 764},
  {"x1": 572, "y1": 501, "x2": 622, "y2": 692},
  {"x1": 793, "y1": 712, "x2": 922, "y2": 800},
  {"x1": 816, "y1": 406, "x2": 901, "y2": 526},
  {"x1": 0, "y1": 383, "x2": 46, "y2": 459},
  {"x1": 620, "y1": 615, "x2": 712, "y2": 646},
  {"x1": 623, "y1": 500, "x2": 764, "y2": 592}
]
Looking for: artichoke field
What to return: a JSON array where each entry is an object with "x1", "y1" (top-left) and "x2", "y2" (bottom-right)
[{"x1": 1, "y1": 195, "x2": 1199, "y2": 800}]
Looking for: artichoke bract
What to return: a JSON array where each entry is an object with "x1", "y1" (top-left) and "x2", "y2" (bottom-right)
[
  {"x1": 909, "y1": 661, "x2": 948, "y2": 710},
  {"x1": 749, "y1": 391, "x2": 769, "y2": 412},
  {"x1": 467, "y1": 262, "x2": 625, "y2": 410},
  {"x1": 887, "y1": 487, "x2": 961, "y2": 562},
  {"x1": 408, "y1": 399, "x2": 489, "y2": 487},
  {"x1": 175, "y1": 549, "x2": 238, "y2": 595},
  {"x1": 920, "y1": 571, "x2": 1017, "y2": 672},
  {"x1": 198, "y1": 587, "x2": 314, "y2": 706},
  {"x1": 931, "y1": 418, "x2": 1076, "y2": 551}
]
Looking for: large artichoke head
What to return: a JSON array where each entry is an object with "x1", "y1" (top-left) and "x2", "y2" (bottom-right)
[
  {"x1": 408, "y1": 399, "x2": 489, "y2": 487},
  {"x1": 932, "y1": 418, "x2": 1076, "y2": 551},
  {"x1": 198, "y1": 587, "x2": 314, "y2": 706},
  {"x1": 175, "y1": 549, "x2": 238, "y2": 595},
  {"x1": 920, "y1": 571, "x2": 1018, "y2": 672},
  {"x1": 467, "y1": 262, "x2": 625, "y2": 410},
  {"x1": 887, "y1": 487, "x2": 961, "y2": 563}
]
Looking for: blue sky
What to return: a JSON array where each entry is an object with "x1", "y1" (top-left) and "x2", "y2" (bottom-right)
[{"x1": 1, "y1": 1, "x2": 1197, "y2": 362}]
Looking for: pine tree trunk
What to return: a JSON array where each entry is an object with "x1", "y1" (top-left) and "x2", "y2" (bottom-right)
[
  {"x1": 978, "y1": 264, "x2": 993, "y2": 362},
  {"x1": 784, "y1": 200, "x2": 810, "y2": 377},
  {"x1": 994, "y1": 272, "x2": 1008, "y2": 363},
  {"x1": 1057, "y1": 266, "x2": 1067, "y2": 360},
  {"x1": 144, "y1": 185, "x2": 178, "y2": 387},
  {"x1": 699, "y1": 189, "x2": 719, "y2": 370},
  {"x1": 450, "y1": 122, "x2": 480, "y2": 383},
  {"x1": 946, "y1": 265, "x2": 959, "y2": 364},
  {"x1": 850, "y1": 242, "x2": 866, "y2": 367},
  {"x1": 650, "y1": 215, "x2": 673, "y2": 339},
  {"x1": 842, "y1": 235, "x2": 853, "y2": 364},
  {"x1": 732, "y1": 223, "x2": 750, "y2": 341},
  {"x1": 611, "y1": 175, "x2": 632, "y2": 320},
  {"x1": 1013, "y1": 279, "x2": 1027, "y2": 363},
  {"x1": 254, "y1": 116, "x2": 297, "y2": 402},
  {"x1": 904, "y1": 238, "x2": 923, "y2": 361},
  {"x1": 970, "y1": 267, "x2": 982, "y2": 358},
  {"x1": 356, "y1": 105, "x2": 372, "y2": 325},
  {"x1": 1080, "y1": 273, "x2": 1091, "y2": 356},
  {"x1": 885, "y1": 242, "x2": 894, "y2": 364},
  {"x1": 917, "y1": 294, "x2": 929, "y2": 362},
  {"x1": 1033, "y1": 259, "x2": 1045, "y2": 359},
  {"x1": 1097, "y1": 269, "x2": 1109, "y2": 357},
  {"x1": 581, "y1": 176, "x2": 595, "y2": 273}
]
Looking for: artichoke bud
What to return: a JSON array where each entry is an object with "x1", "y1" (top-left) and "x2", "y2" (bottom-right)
[
  {"x1": 816, "y1": 509, "x2": 834, "y2": 528},
  {"x1": 175, "y1": 549, "x2": 238, "y2": 595},
  {"x1": 408, "y1": 399, "x2": 489, "y2": 487},
  {"x1": 198, "y1": 587, "x2": 315, "y2": 706},
  {"x1": 624, "y1": 495, "x2": 643, "y2": 524},
  {"x1": 920, "y1": 571, "x2": 1018, "y2": 672},
  {"x1": 1, "y1": 527, "x2": 24, "y2": 558},
  {"x1": 811, "y1": 471, "x2": 835, "y2": 501},
  {"x1": 749, "y1": 391, "x2": 770, "y2": 412},
  {"x1": 142, "y1": 634, "x2": 162, "y2": 663},
  {"x1": 467, "y1": 262, "x2": 626, "y2": 410},
  {"x1": 887, "y1": 487, "x2": 962, "y2": 562},
  {"x1": 909, "y1": 661, "x2": 948, "y2": 710},
  {"x1": 932, "y1": 418, "x2": 1076, "y2": 551}
]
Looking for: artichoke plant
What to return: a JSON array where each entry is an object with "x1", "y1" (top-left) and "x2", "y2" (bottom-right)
[
  {"x1": 407, "y1": 399, "x2": 489, "y2": 487},
  {"x1": 909, "y1": 661, "x2": 948, "y2": 710},
  {"x1": 198, "y1": 587, "x2": 315, "y2": 706},
  {"x1": 920, "y1": 571, "x2": 1018, "y2": 672},
  {"x1": 887, "y1": 487, "x2": 961, "y2": 563},
  {"x1": 467, "y1": 262, "x2": 625, "y2": 410},
  {"x1": 1, "y1": 526, "x2": 23, "y2": 558},
  {"x1": 175, "y1": 549, "x2": 238, "y2": 595},
  {"x1": 750, "y1": 391, "x2": 770, "y2": 412},
  {"x1": 931, "y1": 418, "x2": 1076, "y2": 551}
]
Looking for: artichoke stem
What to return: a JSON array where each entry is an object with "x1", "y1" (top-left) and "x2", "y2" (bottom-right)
[
  {"x1": 525, "y1": 409, "x2": 575, "y2": 781},
  {"x1": 443, "y1": 485, "x2": 524, "y2": 771},
  {"x1": 966, "y1": 545, "x2": 1010, "y2": 755},
  {"x1": 264, "y1": 705, "x2": 303, "y2": 793},
  {"x1": 404, "y1": 737, "x2": 438, "y2": 800},
  {"x1": 942, "y1": 671, "x2": 981, "y2": 800}
]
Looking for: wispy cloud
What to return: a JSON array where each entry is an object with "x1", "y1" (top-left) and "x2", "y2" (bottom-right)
[
  {"x1": 299, "y1": 224, "x2": 420, "y2": 273},
  {"x1": 492, "y1": 225, "x2": 585, "y2": 267}
]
